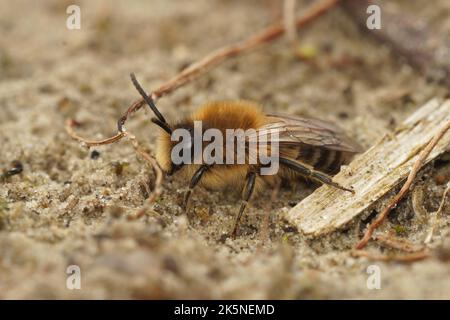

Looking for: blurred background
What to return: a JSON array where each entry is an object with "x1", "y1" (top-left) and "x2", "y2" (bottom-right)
[{"x1": 0, "y1": 0, "x2": 449, "y2": 299}]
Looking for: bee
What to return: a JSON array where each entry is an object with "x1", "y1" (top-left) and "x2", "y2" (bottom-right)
[{"x1": 130, "y1": 74, "x2": 362, "y2": 237}]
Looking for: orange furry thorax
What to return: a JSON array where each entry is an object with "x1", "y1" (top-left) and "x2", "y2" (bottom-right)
[
  {"x1": 190, "y1": 100, "x2": 268, "y2": 131},
  {"x1": 155, "y1": 101, "x2": 269, "y2": 173}
]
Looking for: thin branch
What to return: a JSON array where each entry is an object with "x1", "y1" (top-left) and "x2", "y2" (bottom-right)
[
  {"x1": 116, "y1": 0, "x2": 340, "y2": 124},
  {"x1": 65, "y1": 119, "x2": 125, "y2": 147},
  {"x1": 284, "y1": 0, "x2": 298, "y2": 50},
  {"x1": 66, "y1": 0, "x2": 339, "y2": 147},
  {"x1": 375, "y1": 234, "x2": 425, "y2": 253},
  {"x1": 411, "y1": 185, "x2": 428, "y2": 223},
  {"x1": 125, "y1": 132, "x2": 164, "y2": 220},
  {"x1": 351, "y1": 249, "x2": 430, "y2": 263},
  {"x1": 356, "y1": 120, "x2": 450, "y2": 250},
  {"x1": 66, "y1": 119, "x2": 163, "y2": 215},
  {"x1": 424, "y1": 182, "x2": 450, "y2": 244}
]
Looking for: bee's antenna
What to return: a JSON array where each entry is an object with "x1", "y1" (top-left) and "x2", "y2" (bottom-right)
[
  {"x1": 151, "y1": 117, "x2": 172, "y2": 135},
  {"x1": 130, "y1": 73, "x2": 172, "y2": 134}
]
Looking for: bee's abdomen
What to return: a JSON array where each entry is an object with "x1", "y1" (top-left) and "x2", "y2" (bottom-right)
[{"x1": 296, "y1": 145, "x2": 345, "y2": 175}]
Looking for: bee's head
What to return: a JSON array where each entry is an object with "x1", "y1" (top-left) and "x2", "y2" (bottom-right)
[
  {"x1": 156, "y1": 121, "x2": 195, "y2": 175},
  {"x1": 129, "y1": 74, "x2": 206, "y2": 176}
]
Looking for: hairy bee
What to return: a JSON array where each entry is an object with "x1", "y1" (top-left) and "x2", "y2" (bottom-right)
[{"x1": 130, "y1": 74, "x2": 362, "y2": 237}]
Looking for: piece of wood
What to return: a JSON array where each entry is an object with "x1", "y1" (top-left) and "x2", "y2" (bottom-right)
[{"x1": 286, "y1": 98, "x2": 450, "y2": 237}]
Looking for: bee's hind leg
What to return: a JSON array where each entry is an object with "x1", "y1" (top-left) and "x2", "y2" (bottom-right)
[
  {"x1": 231, "y1": 171, "x2": 257, "y2": 238},
  {"x1": 183, "y1": 165, "x2": 210, "y2": 216},
  {"x1": 279, "y1": 157, "x2": 354, "y2": 193}
]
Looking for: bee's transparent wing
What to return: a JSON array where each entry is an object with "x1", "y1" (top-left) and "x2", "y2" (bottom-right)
[{"x1": 249, "y1": 114, "x2": 363, "y2": 153}]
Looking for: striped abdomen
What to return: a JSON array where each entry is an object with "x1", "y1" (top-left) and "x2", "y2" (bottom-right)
[{"x1": 296, "y1": 144, "x2": 350, "y2": 175}]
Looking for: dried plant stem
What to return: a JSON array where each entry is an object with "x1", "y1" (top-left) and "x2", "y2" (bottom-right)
[
  {"x1": 117, "y1": 0, "x2": 340, "y2": 124},
  {"x1": 125, "y1": 132, "x2": 164, "y2": 220},
  {"x1": 374, "y1": 234, "x2": 425, "y2": 253},
  {"x1": 284, "y1": 0, "x2": 298, "y2": 50},
  {"x1": 356, "y1": 121, "x2": 450, "y2": 250},
  {"x1": 65, "y1": 119, "x2": 125, "y2": 147},
  {"x1": 424, "y1": 183, "x2": 450, "y2": 244},
  {"x1": 411, "y1": 185, "x2": 428, "y2": 223},
  {"x1": 126, "y1": 132, "x2": 164, "y2": 203},
  {"x1": 65, "y1": 120, "x2": 163, "y2": 213},
  {"x1": 352, "y1": 249, "x2": 430, "y2": 263},
  {"x1": 66, "y1": 0, "x2": 339, "y2": 147}
]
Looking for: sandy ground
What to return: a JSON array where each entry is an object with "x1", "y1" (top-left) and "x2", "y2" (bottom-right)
[{"x1": 0, "y1": 0, "x2": 449, "y2": 299}]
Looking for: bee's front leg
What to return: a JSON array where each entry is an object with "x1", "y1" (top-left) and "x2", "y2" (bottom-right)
[
  {"x1": 231, "y1": 171, "x2": 257, "y2": 238},
  {"x1": 183, "y1": 165, "x2": 210, "y2": 215}
]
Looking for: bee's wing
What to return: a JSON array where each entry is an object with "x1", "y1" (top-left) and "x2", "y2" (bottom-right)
[{"x1": 251, "y1": 114, "x2": 363, "y2": 153}]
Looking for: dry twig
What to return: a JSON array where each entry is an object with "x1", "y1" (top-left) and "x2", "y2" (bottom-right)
[
  {"x1": 374, "y1": 234, "x2": 425, "y2": 253},
  {"x1": 411, "y1": 185, "x2": 428, "y2": 223},
  {"x1": 65, "y1": 119, "x2": 125, "y2": 147},
  {"x1": 284, "y1": 0, "x2": 298, "y2": 50},
  {"x1": 351, "y1": 249, "x2": 430, "y2": 263},
  {"x1": 424, "y1": 183, "x2": 450, "y2": 244},
  {"x1": 67, "y1": 0, "x2": 340, "y2": 142},
  {"x1": 65, "y1": 120, "x2": 163, "y2": 216},
  {"x1": 117, "y1": 0, "x2": 339, "y2": 128},
  {"x1": 67, "y1": 0, "x2": 340, "y2": 144},
  {"x1": 356, "y1": 120, "x2": 450, "y2": 249}
]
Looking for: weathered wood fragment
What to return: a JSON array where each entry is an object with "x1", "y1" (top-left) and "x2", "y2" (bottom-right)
[{"x1": 287, "y1": 98, "x2": 450, "y2": 236}]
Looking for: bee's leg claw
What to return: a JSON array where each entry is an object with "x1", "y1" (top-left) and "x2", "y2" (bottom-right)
[
  {"x1": 231, "y1": 201, "x2": 247, "y2": 239},
  {"x1": 182, "y1": 189, "x2": 192, "y2": 210},
  {"x1": 182, "y1": 188, "x2": 193, "y2": 220}
]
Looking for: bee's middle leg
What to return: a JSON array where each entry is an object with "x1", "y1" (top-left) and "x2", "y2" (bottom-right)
[
  {"x1": 183, "y1": 165, "x2": 210, "y2": 214},
  {"x1": 231, "y1": 171, "x2": 257, "y2": 238}
]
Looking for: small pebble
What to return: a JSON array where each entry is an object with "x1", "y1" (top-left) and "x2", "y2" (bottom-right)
[
  {"x1": 90, "y1": 150, "x2": 101, "y2": 160},
  {"x1": 3, "y1": 160, "x2": 23, "y2": 178}
]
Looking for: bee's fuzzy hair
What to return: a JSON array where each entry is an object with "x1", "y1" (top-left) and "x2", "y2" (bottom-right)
[{"x1": 155, "y1": 101, "x2": 269, "y2": 173}]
